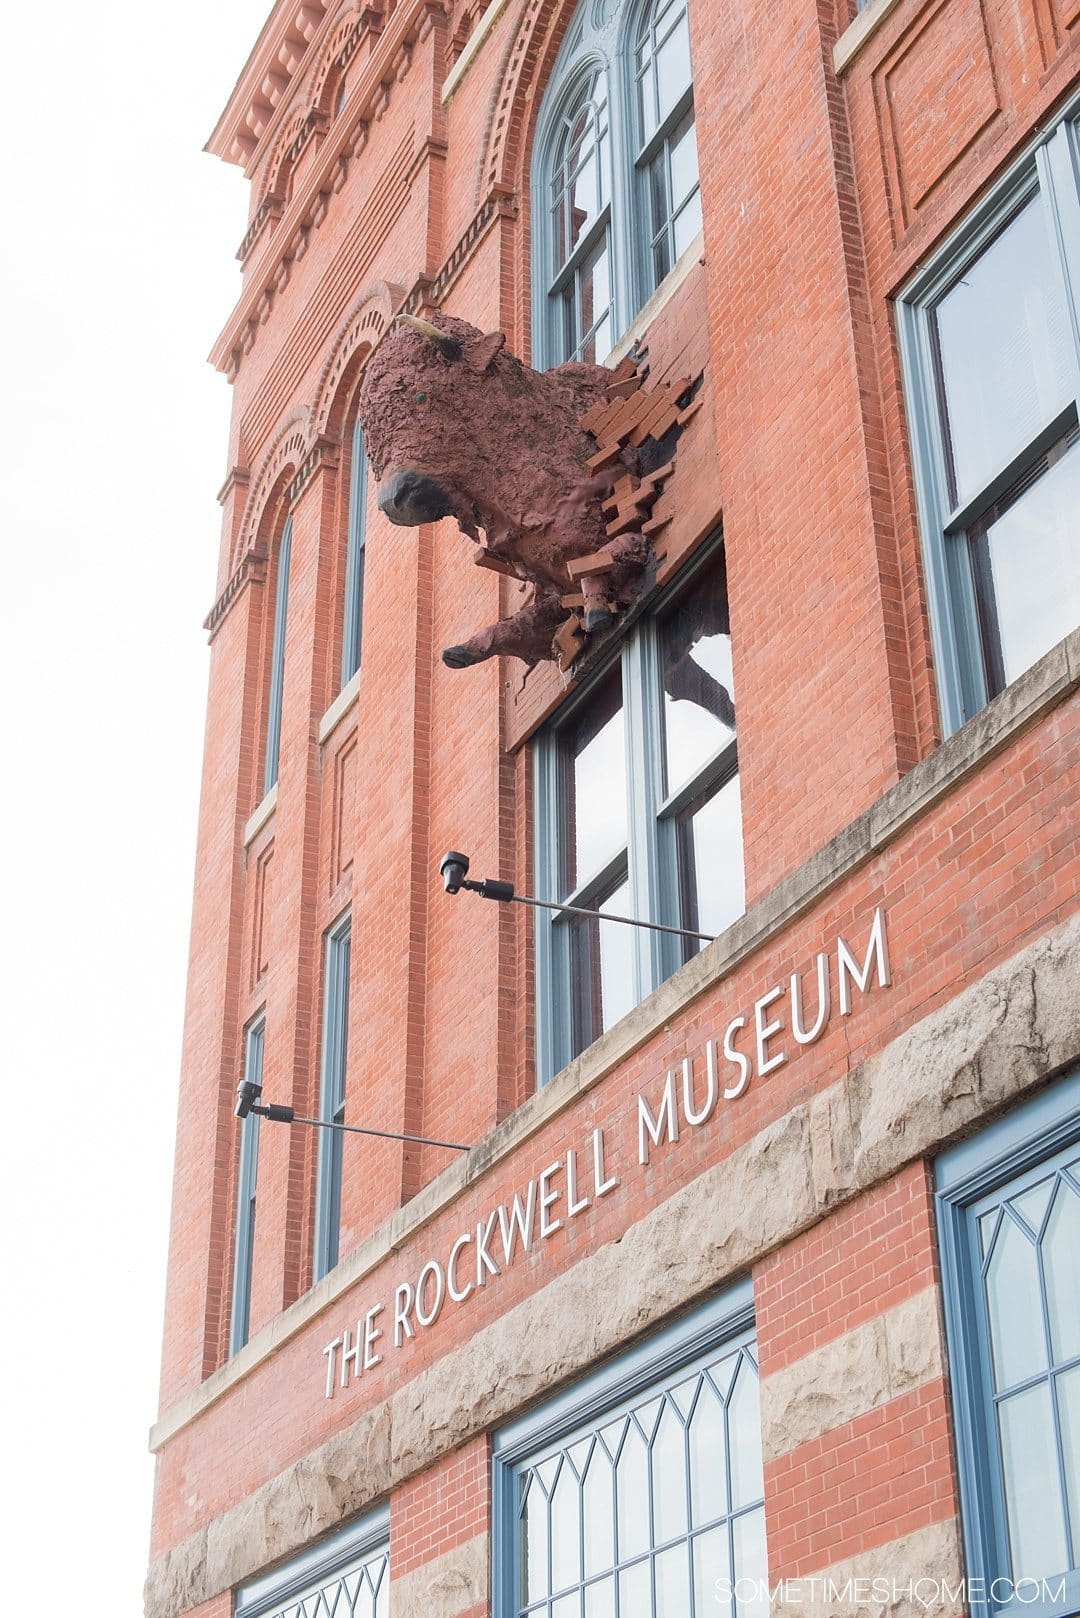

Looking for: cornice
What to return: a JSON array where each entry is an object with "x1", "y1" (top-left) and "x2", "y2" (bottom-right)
[
  {"x1": 206, "y1": 0, "x2": 335, "y2": 169},
  {"x1": 209, "y1": 0, "x2": 447, "y2": 378}
]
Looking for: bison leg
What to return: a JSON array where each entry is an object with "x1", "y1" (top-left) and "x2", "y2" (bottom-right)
[
  {"x1": 578, "y1": 531, "x2": 650, "y2": 634},
  {"x1": 442, "y1": 591, "x2": 568, "y2": 669}
]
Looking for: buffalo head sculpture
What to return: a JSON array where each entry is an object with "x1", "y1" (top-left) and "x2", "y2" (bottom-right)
[{"x1": 357, "y1": 313, "x2": 651, "y2": 669}]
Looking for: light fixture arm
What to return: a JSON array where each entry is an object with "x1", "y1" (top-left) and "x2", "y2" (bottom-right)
[
  {"x1": 439, "y1": 850, "x2": 715, "y2": 944},
  {"x1": 235, "y1": 1084, "x2": 469, "y2": 1151}
]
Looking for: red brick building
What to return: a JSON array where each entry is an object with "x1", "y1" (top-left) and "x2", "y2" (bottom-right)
[{"x1": 147, "y1": 0, "x2": 1080, "y2": 1612}]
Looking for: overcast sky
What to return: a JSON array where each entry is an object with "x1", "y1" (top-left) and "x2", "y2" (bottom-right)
[{"x1": 2, "y1": 1, "x2": 272, "y2": 1607}]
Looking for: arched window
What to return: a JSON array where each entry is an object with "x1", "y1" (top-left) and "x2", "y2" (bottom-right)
[
  {"x1": 341, "y1": 413, "x2": 369, "y2": 684},
  {"x1": 264, "y1": 513, "x2": 293, "y2": 794},
  {"x1": 532, "y1": 0, "x2": 701, "y2": 367}
]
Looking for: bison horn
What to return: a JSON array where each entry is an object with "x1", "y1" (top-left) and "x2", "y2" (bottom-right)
[{"x1": 395, "y1": 313, "x2": 461, "y2": 359}]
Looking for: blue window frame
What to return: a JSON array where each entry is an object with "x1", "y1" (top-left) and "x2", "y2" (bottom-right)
[
  {"x1": 264, "y1": 514, "x2": 293, "y2": 793},
  {"x1": 235, "y1": 1506, "x2": 389, "y2": 1618},
  {"x1": 535, "y1": 547, "x2": 742, "y2": 1083},
  {"x1": 342, "y1": 415, "x2": 369, "y2": 684},
  {"x1": 314, "y1": 911, "x2": 351, "y2": 1281},
  {"x1": 492, "y1": 1282, "x2": 765, "y2": 1618},
  {"x1": 230, "y1": 1015, "x2": 265, "y2": 1355},
  {"x1": 897, "y1": 107, "x2": 1080, "y2": 735},
  {"x1": 936, "y1": 1071, "x2": 1080, "y2": 1618},
  {"x1": 531, "y1": 0, "x2": 701, "y2": 367}
]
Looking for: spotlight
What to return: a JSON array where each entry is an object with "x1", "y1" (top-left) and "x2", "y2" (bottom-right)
[
  {"x1": 440, "y1": 850, "x2": 470, "y2": 894},
  {"x1": 235, "y1": 1078, "x2": 263, "y2": 1119}
]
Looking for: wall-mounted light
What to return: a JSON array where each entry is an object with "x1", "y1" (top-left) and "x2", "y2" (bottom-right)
[
  {"x1": 439, "y1": 850, "x2": 715, "y2": 944},
  {"x1": 234, "y1": 1076, "x2": 469, "y2": 1152}
]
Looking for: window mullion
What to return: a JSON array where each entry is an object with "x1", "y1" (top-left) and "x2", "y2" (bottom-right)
[{"x1": 623, "y1": 624, "x2": 671, "y2": 998}]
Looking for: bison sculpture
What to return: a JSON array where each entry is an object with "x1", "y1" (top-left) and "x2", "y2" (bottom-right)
[{"x1": 357, "y1": 313, "x2": 652, "y2": 669}]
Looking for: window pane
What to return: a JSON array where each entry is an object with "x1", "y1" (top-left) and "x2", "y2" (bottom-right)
[
  {"x1": 616, "y1": 1418, "x2": 651, "y2": 1560},
  {"x1": 678, "y1": 775, "x2": 744, "y2": 944},
  {"x1": 693, "y1": 1525, "x2": 731, "y2": 1618},
  {"x1": 654, "y1": 1542, "x2": 690, "y2": 1615},
  {"x1": 728, "y1": 1356, "x2": 764, "y2": 1513},
  {"x1": 315, "y1": 919, "x2": 351, "y2": 1280},
  {"x1": 652, "y1": 1401, "x2": 688, "y2": 1543},
  {"x1": 342, "y1": 418, "x2": 368, "y2": 682},
  {"x1": 998, "y1": 1382, "x2": 1069, "y2": 1580},
  {"x1": 561, "y1": 676, "x2": 626, "y2": 894},
  {"x1": 689, "y1": 1376, "x2": 728, "y2": 1526},
  {"x1": 552, "y1": 1460, "x2": 581, "y2": 1593},
  {"x1": 1057, "y1": 1364, "x2": 1080, "y2": 1564},
  {"x1": 584, "y1": 1577, "x2": 615, "y2": 1618},
  {"x1": 1044, "y1": 1170, "x2": 1080, "y2": 1363},
  {"x1": 984, "y1": 1210, "x2": 1047, "y2": 1390},
  {"x1": 655, "y1": 8, "x2": 691, "y2": 124},
  {"x1": 569, "y1": 875, "x2": 634, "y2": 1055},
  {"x1": 552, "y1": 76, "x2": 609, "y2": 274},
  {"x1": 264, "y1": 516, "x2": 293, "y2": 793},
  {"x1": 673, "y1": 187, "x2": 702, "y2": 259},
  {"x1": 669, "y1": 113, "x2": 699, "y2": 212},
  {"x1": 932, "y1": 195, "x2": 1072, "y2": 507},
  {"x1": 733, "y1": 1507, "x2": 768, "y2": 1617},
  {"x1": 662, "y1": 567, "x2": 736, "y2": 796},
  {"x1": 968, "y1": 431, "x2": 1080, "y2": 693},
  {"x1": 521, "y1": 1475, "x2": 549, "y2": 1606},
  {"x1": 583, "y1": 1445, "x2": 615, "y2": 1578}
]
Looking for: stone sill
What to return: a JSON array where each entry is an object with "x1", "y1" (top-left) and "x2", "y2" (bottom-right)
[
  {"x1": 605, "y1": 232, "x2": 705, "y2": 369},
  {"x1": 441, "y1": 0, "x2": 513, "y2": 104},
  {"x1": 833, "y1": 0, "x2": 905, "y2": 74},
  {"x1": 150, "y1": 626, "x2": 1080, "y2": 1452},
  {"x1": 243, "y1": 784, "x2": 277, "y2": 848},
  {"x1": 318, "y1": 669, "x2": 361, "y2": 744}
]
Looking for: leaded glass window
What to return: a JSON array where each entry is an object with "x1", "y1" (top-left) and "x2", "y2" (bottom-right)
[
  {"x1": 897, "y1": 109, "x2": 1080, "y2": 734},
  {"x1": 235, "y1": 1512, "x2": 389, "y2": 1618},
  {"x1": 974, "y1": 1152, "x2": 1080, "y2": 1585},
  {"x1": 936, "y1": 1072, "x2": 1080, "y2": 1618},
  {"x1": 535, "y1": 545, "x2": 743, "y2": 1083},
  {"x1": 495, "y1": 1288, "x2": 763, "y2": 1618}
]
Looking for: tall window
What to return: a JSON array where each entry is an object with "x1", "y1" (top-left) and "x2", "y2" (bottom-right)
[
  {"x1": 535, "y1": 551, "x2": 742, "y2": 1081},
  {"x1": 342, "y1": 416, "x2": 369, "y2": 684},
  {"x1": 264, "y1": 514, "x2": 293, "y2": 794},
  {"x1": 532, "y1": 0, "x2": 701, "y2": 367},
  {"x1": 230, "y1": 1016, "x2": 264, "y2": 1356},
  {"x1": 314, "y1": 912, "x2": 351, "y2": 1282},
  {"x1": 493, "y1": 1285, "x2": 765, "y2": 1618},
  {"x1": 897, "y1": 108, "x2": 1080, "y2": 734},
  {"x1": 936, "y1": 1072, "x2": 1080, "y2": 1618},
  {"x1": 235, "y1": 1509, "x2": 389, "y2": 1618},
  {"x1": 633, "y1": 0, "x2": 700, "y2": 288}
]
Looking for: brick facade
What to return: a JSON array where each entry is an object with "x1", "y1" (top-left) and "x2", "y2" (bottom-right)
[{"x1": 148, "y1": 0, "x2": 1080, "y2": 1611}]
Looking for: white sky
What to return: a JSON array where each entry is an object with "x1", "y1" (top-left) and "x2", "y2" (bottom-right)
[{"x1": 2, "y1": 1, "x2": 272, "y2": 1608}]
